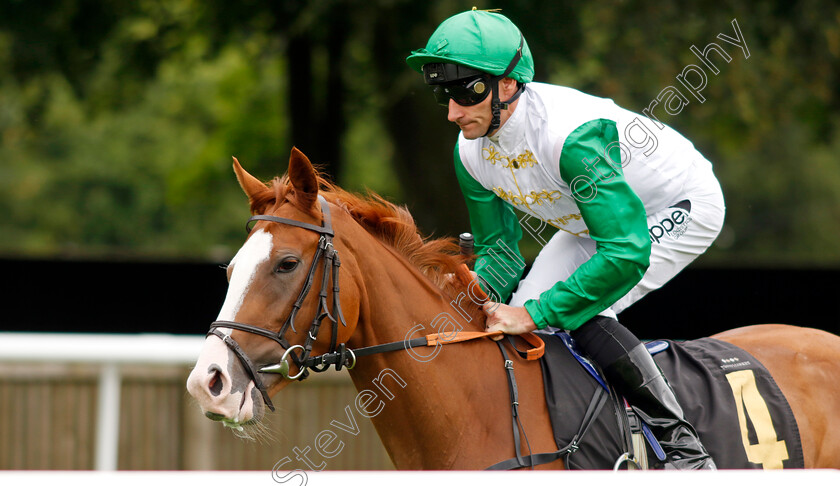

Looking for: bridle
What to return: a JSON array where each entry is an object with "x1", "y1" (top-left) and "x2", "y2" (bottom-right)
[
  {"x1": 204, "y1": 194, "x2": 546, "y2": 419},
  {"x1": 208, "y1": 195, "x2": 348, "y2": 412}
]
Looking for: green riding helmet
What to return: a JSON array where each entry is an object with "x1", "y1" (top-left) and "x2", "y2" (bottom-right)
[
  {"x1": 406, "y1": 9, "x2": 534, "y2": 84},
  {"x1": 407, "y1": 9, "x2": 534, "y2": 136}
]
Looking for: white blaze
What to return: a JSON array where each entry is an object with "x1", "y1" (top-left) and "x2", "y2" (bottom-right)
[{"x1": 216, "y1": 229, "x2": 274, "y2": 328}]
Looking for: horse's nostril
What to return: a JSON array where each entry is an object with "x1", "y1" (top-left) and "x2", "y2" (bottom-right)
[{"x1": 208, "y1": 368, "x2": 223, "y2": 397}]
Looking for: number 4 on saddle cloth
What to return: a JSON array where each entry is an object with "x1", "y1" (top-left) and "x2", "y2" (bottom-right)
[{"x1": 543, "y1": 332, "x2": 805, "y2": 469}]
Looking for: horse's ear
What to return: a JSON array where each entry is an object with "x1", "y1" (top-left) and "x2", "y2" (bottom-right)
[
  {"x1": 288, "y1": 147, "x2": 318, "y2": 207},
  {"x1": 232, "y1": 156, "x2": 267, "y2": 202}
]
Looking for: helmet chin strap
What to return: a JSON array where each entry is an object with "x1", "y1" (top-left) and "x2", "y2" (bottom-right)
[
  {"x1": 484, "y1": 81, "x2": 526, "y2": 137},
  {"x1": 483, "y1": 36, "x2": 526, "y2": 137}
]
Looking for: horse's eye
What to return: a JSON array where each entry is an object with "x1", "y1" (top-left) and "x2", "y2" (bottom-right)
[{"x1": 275, "y1": 258, "x2": 299, "y2": 274}]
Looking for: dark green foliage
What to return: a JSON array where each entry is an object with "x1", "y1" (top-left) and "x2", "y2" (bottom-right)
[{"x1": 0, "y1": 0, "x2": 837, "y2": 265}]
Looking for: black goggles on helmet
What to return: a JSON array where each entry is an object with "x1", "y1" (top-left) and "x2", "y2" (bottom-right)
[
  {"x1": 423, "y1": 63, "x2": 491, "y2": 106},
  {"x1": 431, "y1": 76, "x2": 491, "y2": 106},
  {"x1": 422, "y1": 36, "x2": 526, "y2": 136}
]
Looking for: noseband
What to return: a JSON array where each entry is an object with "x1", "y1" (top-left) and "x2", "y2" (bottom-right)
[{"x1": 207, "y1": 195, "x2": 347, "y2": 412}]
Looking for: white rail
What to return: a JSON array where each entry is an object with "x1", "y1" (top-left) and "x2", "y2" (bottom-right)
[{"x1": 0, "y1": 332, "x2": 206, "y2": 471}]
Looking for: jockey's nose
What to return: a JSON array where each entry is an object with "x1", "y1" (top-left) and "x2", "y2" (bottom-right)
[{"x1": 447, "y1": 98, "x2": 465, "y2": 122}]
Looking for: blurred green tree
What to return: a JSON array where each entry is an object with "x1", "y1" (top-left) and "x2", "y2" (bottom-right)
[{"x1": 0, "y1": 0, "x2": 837, "y2": 266}]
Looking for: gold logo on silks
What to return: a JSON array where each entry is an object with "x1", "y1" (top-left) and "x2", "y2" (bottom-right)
[{"x1": 483, "y1": 146, "x2": 538, "y2": 169}]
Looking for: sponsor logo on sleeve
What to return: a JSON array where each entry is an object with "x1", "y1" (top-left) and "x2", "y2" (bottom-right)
[{"x1": 649, "y1": 200, "x2": 692, "y2": 244}]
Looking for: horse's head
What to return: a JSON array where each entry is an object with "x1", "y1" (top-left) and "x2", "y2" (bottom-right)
[{"x1": 186, "y1": 148, "x2": 361, "y2": 431}]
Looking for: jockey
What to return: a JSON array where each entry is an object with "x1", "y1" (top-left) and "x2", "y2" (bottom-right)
[{"x1": 407, "y1": 9, "x2": 724, "y2": 470}]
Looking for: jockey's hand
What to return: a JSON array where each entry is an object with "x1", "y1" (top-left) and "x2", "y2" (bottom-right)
[{"x1": 483, "y1": 302, "x2": 537, "y2": 341}]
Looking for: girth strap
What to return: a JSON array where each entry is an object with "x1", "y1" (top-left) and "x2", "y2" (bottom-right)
[
  {"x1": 497, "y1": 339, "x2": 529, "y2": 468},
  {"x1": 486, "y1": 379, "x2": 610, "y2": 470},
  {"x1": 485, "y1": 335, "x2": 611, "y2": 470}
]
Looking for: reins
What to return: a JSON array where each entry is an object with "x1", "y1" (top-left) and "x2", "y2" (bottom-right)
[{"x1": 306, "y1": 329, "x2": 545, "y2": 370}]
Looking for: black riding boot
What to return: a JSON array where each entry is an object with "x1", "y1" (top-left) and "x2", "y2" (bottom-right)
[{"x1": 571, "y1": 316, "x2": 716, "y2": 470}]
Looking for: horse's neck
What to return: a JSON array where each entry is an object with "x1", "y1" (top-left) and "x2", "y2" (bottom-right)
[
  {"x1": 359, "y1": 247, "x2": 472, "y2": 338},
  {"x1": 341, "y1": 231, "x2": 511, "y2": 469}
]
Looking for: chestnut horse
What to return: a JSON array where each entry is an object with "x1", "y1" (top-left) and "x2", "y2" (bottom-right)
[{"x1": 187, "y1": 148, "x2": 840, "y2": 469}]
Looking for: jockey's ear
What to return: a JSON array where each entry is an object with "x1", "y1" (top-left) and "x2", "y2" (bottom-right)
[
  {"x1": 232, "y1": 156, "x2": 269, "y2": 211},
  {"x1": 288, "y1": 146, "x2": 319, "y2": 208}
]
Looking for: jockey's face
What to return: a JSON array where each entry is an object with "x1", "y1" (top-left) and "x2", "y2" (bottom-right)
[{"x1": 446, "y1": 77, "x2": 520, "y2": 140}]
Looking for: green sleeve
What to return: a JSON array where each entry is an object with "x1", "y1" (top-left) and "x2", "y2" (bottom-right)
[
  {"x1": 453, "y1": 143, "x2": 525, "y2": 303},
  {"x1": 523, "y1": 119, "x2": 651, "y2": 331}
]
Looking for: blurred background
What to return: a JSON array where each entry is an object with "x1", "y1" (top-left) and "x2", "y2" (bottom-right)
[{"x1": 1, "y1": 0, "x2": 838, "y2": 472}]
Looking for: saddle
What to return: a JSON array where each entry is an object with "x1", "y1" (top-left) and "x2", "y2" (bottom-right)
[{"x1": 539, "y1": 332, "x2": 805, "y2": 469}]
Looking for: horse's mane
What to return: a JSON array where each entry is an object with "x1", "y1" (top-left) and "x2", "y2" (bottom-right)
[{"x1": 248, "y1": 170, "x2": 484, "y2": 322}]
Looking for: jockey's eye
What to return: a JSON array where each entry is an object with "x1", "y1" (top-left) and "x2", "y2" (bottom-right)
[{"x1": 274, "y1": 258, "x2": 300, "y2": 274}]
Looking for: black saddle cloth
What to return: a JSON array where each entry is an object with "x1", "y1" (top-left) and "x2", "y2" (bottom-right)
[{"x1": 538, "y1": 333, "x2": 804, "y2": 469}]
